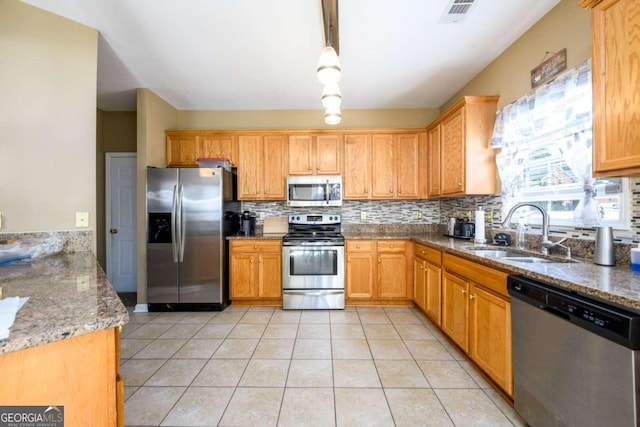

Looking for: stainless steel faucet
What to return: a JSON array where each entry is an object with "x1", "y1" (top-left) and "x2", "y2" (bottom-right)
[{"x1": 501, "y1": 202, "x2": 569, "y2": 256}]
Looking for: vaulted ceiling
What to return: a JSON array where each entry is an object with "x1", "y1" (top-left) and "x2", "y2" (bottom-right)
[{"x1": 22, "y1": 0, "x2": 561, "y2": 111}]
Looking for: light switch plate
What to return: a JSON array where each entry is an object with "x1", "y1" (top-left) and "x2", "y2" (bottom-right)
[
  {"x1": 360, "y1": 211, "x2": 367, "y2": 220},
  {"x1": 75, "y1": 211, "x2": 89, "y2": 227}
]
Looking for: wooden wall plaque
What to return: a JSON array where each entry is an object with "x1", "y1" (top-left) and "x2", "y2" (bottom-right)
[{"x1": 531, "y1": 48, "x2": 567, "y2": 88}]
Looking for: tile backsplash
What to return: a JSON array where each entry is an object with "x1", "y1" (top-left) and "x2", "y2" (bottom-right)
[{"x1": 243, "y1": 176, "x2": 640, "y2": 262}]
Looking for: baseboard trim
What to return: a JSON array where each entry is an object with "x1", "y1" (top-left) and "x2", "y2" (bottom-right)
[{"x1": 133, "y1": 303, "x2": 148, "y2": 313}]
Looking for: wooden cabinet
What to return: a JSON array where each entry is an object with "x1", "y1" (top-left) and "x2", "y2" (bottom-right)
[
  {"x1": 345, "y1": 239, "x2": 411, "y2": 305},
  {"x1": 198, "y1": 134, "x2": 239, "y2": 166},
  {"x1": 580, "y1": 0, "x2": 640, "y2": 176},
  {"x1": 166, "y1": 132, "x2": 198, "y2": 167},
  {"x1": 166, "y1": 131, "x2": 239, "y2": 167},
  {"x1": 288, "y1": 134, "x2": 342, "y2": 175},
  {"x1": 441, "y1": 253, "x2": 513, "y2": 396},
  {"x1": 343, "y1": 134, "x2": 372, "y2": 199},
  {"x1": 0, "y1": 327, "x2": 122, "y2": 426},
  {"x1": 237, "y1": 135, "x2": 287, "y2": 200},
  {"x1": 413, "y1": 243, "x2": 442, "y2": 325},
  {"x1": 426, "y1": 96, "x2": 499, "y2": 197},
  {"x1": 371, "y1": 133, "x2": 422, "y2": 199},
  {"x1": 229, "y1": 240, "x2": 282, "y2": 304}
]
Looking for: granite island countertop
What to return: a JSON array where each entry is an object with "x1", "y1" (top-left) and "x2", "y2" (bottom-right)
[{"x1": 0, "y1": 252, "x2": 129, "y2": 355}]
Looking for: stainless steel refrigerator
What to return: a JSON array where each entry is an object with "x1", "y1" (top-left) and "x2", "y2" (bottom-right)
[{"x1": 146, "y1": 167, "x2": 239, "y2": 311}]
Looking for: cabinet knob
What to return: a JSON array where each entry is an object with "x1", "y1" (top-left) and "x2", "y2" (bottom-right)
[
  {"x1": 458, "y1": 182, "x2": 462, "y2": 187},
  {"x1": 421, "y1": 250, "x2": 426, "y2": 254},
  {"x1": 389, "y1": 190, "x2": 393, "y2": 193},
  {"x1": 356, "y1": 245, "x2": 360, "y2": 249},
  {"x1": 398, "y1": 190, "x2": 402, "y2": 194},
  {"x1": 469, "y1": 294, "x2": 475, "y2": 300},
  {"x1": 378, "y1": 258, "x2": 382, "y2": 263},
  {"x1": 254, "y1": 245, "x2": 258, "y2": 249},
  {"x1": 258, "y1": 256, "x2": 263, "y2": 263},
  {"x1": 461, "y1": 289, "x2": 466, "y2": 294},
  {"x1": 390, "y1": 244, "x2": 395, "y2": 249},
  {"x1": 250, "y1": 258, "x2": 254, "y2": 264}
]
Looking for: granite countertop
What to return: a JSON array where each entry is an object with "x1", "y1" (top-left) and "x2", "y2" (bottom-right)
[
  {"x1": 350, "y1": 231, "x2": 640, "y2": 312},
  {"x1": 0, "y1": 252, "x2": 129, "y2": 355},
  {"x1": 227, "y1": 233, "x2": 286, "y2": 240}
]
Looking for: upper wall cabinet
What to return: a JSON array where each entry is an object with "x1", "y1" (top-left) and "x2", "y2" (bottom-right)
[
  {"x1": 370, "y1": 132, "x2": 424, "y2": 199},
  {"x1": 426, "y1": 96, "x2": 499, "y2": 198},
  {"x1": 580, "y1": 0, "x2": 640, "y2": 177},
  {"x1": 343, "y1": 134, "x2": 372, "y2": 199},
  {"x1": 288, "y1": 134, "x2": 343, "y2": 175},
  {"x1": 165, "y1": 131, "x2": 239, "y2": 167},
  {"x1": 237, "y1": 134, "x2": 288, "y2": 200}
]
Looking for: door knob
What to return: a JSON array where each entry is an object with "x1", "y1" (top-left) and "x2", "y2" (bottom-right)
[{"x1": 110, "y1": 228, "x2": 118, "y2": 234}]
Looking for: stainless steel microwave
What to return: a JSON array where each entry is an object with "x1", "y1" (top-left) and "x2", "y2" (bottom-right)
[{"x1": 286, "y1": 176, "x2": 342, "y2": 207}]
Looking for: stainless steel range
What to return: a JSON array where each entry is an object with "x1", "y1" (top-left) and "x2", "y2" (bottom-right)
[{"x1": 282, "y1": 214, "x2": 345, "y2": 310}]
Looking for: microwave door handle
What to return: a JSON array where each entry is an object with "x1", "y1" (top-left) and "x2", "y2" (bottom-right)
[
  {"x1": 171, "y1": 185, "x2": 178, "y2": 263},
  {"x1": 325, "y1": 180, "x2": 330, "y2": 205}
]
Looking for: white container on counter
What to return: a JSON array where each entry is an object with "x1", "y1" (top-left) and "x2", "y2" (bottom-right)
[{"x1": 631, "y1": 243, "x2": 640, "y2": 271}]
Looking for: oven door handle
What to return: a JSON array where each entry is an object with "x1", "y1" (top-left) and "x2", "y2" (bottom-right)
[{"x1": 284, "y1": 290, "x2": 344, "y2": 296}]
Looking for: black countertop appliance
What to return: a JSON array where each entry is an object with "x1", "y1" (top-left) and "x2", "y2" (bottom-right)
[{"x1": 240, "y1": 211, "x2": 256, "y2": 236}]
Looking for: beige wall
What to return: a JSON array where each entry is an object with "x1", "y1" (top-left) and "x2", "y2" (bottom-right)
[
  {"x1": 177, "y1": 109, "x2": 439, "y2": 130},
  {"x1": 0, "y1": 0, "x2": 98, "y2": 251},
  {"x1": 136, "y1": 89, "x2": 178, "y2": 304},
  {"x1": 441, "y1": 0, "x2": 591, "y2": 111},
  {"x1": 96, "y1": 110, "x2": 137, "y2": 268}
]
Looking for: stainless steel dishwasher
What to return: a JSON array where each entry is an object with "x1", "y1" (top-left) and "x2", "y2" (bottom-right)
[{"x1": 507, "y1": 275, "x2": 640, "y2": 427}]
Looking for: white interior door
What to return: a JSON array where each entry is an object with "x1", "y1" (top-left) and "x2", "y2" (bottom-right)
[{"x1": 106, "y1": 153, "x2": 137, "y2": 292}]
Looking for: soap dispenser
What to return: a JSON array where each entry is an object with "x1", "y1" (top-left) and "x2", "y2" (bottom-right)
[{"x1": 516, "y1": 216, "x2": 527, "y2": 250}]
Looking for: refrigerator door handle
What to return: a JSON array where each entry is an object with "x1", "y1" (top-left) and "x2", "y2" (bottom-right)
[
  {"x1": 178, "y1": 184, "x2": 186, "y2": 262},
  {"x1": 171, "y1": 184, "x2": 179, "y2": 263}
]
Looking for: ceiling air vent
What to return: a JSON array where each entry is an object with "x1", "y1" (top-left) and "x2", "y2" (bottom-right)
[{"x1": 439, "y1": 0, "x2": 477, "y2": 24}]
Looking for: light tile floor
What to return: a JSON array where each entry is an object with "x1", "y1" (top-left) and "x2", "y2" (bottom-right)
[{"x1": 121, "y1": 305, "x2": 528, "y2": 426}]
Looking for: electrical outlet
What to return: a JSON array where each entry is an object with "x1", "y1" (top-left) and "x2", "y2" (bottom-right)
[
  {"x1": 417, "y1": 211, "x2": 422, "y2": 220},
  {"x1": 360, "y1": 211, "x2": 367, "y2": 220},
  {"x1": 487, "y1": 209, "x2": 494, "y2": 224},
  {"x1": 75, "y1": 211, "x2": 89, "y2": 227}
]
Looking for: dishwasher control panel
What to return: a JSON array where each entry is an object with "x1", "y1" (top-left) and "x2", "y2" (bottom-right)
[{"x1": 508, "y1": 275, "x2": 640, "y2": 350}]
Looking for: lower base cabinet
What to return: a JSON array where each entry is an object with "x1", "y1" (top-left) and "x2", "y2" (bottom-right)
[
  {"x1": 413, "y1": 243, "x2": 442, "y2": 325},
  {"x1": 230, "y1": 240, "x2": 282, "y2": 305},
  {"x1": 346, "y1": 240, "x2": 411, "y2": 305},
  {"x1": 442, "y1": 253, "x2": 513, "y2": 397},
  {"x1": 0, "y1": 327, "x2": 123, "y2": 426}
]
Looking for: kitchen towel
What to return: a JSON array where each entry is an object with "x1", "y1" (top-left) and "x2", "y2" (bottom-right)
[{"x1": 0, "y1": 296, "x2": 29, "y2": 340}]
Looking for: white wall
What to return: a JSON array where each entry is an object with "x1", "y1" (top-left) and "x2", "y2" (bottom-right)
[{"x1": 0, "y1": 0, "x2": 98, "y2": 251}]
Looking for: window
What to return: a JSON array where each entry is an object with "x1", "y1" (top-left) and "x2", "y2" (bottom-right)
[{"x1": 492, "y1": 58, "x2": 628, "y2": 230}]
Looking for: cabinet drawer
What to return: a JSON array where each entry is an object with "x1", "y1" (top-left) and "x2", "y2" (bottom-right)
[
  {"x1": 414, "y1": 243, "x2": 441, "y2": 265},
  {"x1": 443, "y1": 253, "x2": 508, "y2": 297},
  {"x1": 230, "y1": 240, "x2": 281, "y2": 253},
  {"x1": 346, "y1": 240, "x2": 374, "y2": 252},
  {"x1": 377, "y1": 240, "x2": 407, "y2": 253}
]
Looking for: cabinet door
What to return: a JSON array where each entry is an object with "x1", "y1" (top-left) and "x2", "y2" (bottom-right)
[
  {"x1": 346, "y1": 252, "x2": 375, "y2": 299},
  {"x1": 395, "y1": 134, "x2": 420, "y2": 198},
  {"x1": 343, "y1": 134, "x2": 371, "y2": 199},
  {"x1": 198, "y1": 135, "x2": 238, "y2": 166},
  {"x1": 413, "y1": 257, "x2": 426, "y2": 311},
  {"x1": 378, "y1": 253, "x2": 408, "y2": 298},
  {"x1": 591, "y1": 0, "x2": 640, "y2": 176},
  {"x1": 425, "y1": 261, "x2": 442, "y2": 326},
  {"x1": 315, "y1": 134, "x2": 342, "y2": 175},
  {"x1": 442, "y1": 271, "x2": 469, "y2": 351},
  {"x1": 258, "y1": 253, "x2": 282, "y2": 298},
  {"x1": 288, "y1": 135, "x2": 313, "y2": 175},
  {"x1": 166, "y1": 134, "x2": 198, "y2": 167},
  {"x1": 427, "y1": 125, "x2": 442, "y2": 197},
  {"x1": 238, "y1": 136, "x2": 261, "y2": 199},
  {"x1": 229, "y1": 253, "x2": 256, "y2": 298},
  {"x1": 469, "y1": 284, "x2": 513, "y2": 396},
  {"x1": 440, "y1": 108, "x2": 465, "y2": 195},
  {"x1": 262, "y1": 135, "x2": 287, "y2": 199},
  {"x1": 371, "y1": 134, "x2": 395, "y2": 198}
]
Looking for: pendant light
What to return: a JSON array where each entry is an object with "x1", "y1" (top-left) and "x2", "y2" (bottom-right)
[
  {"x1": 324, "y1": 105, "x2": 341, "y2": 125},
  {"x1": 321, "y1": 82, "x2": 342, "y2": 108},
  {"x1": 317, "y1": 46, "x2": 341, "y2": 84}
]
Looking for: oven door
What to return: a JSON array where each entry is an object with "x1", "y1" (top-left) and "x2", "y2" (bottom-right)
[{"x1": 282, "y1": 245, "x2": 344, "y2": 290}]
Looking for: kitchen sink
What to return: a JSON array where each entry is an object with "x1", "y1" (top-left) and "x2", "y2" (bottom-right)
[{"x1": 468, "y1": 248, "x2": 574, "y2": 263}]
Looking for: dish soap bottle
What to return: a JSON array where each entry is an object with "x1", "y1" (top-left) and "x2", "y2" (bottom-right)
[
  {"x1": 631, "y1": 243, "x2": 640, "y2": 271},
  {"x1": 516, "y1": 216, "x2": 527, "y2": 250}
]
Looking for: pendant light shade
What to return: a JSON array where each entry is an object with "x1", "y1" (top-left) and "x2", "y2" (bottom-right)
[
  {"x1": 324, "y1": 105, "x2": 341, "y2": 125},
  {"x1": 321, "y1": 82, "x2": 342, "y2": 109},
  {"x1": 317, "y1": 46, "x2": 341, "y2": 84}
]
